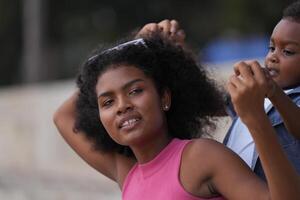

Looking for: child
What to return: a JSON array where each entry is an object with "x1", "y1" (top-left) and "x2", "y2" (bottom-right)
[
  {"x1": 225, "y1": 0, "x2": 300, "y2": 180},
  {"x1": 138, "y1": 1, "x2": 300, "y2": 181},
  {"x1": 53, "y1": 34, "x2": 299, "y2": 199}
]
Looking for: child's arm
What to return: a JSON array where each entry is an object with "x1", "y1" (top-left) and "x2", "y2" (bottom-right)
[
  {"x1": 227, "y1": 60, "x2": 300, "y2": 199},
  {"x1": 53, "y1": 91, "x2": 135, "y2": 186},
  {"x1": 232, "y1": 60, "x2": 300, "y2": 139},
  {"x1": 268, "y1": 83, "x2": 300, "y2": 139}
]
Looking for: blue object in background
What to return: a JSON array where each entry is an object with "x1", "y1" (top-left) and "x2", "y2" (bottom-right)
[{"x1": 201, "y1": 36, "x2": 269, "y2": 63}]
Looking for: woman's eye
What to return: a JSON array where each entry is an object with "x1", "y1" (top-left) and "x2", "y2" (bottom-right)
[
  {"x1": 102, "y1": 99, "x2": 113, "y2": 107},
  {"x1": 129, "y1": 88, "x2": 143, "y2": 96},
  {"x1": 283, "y1": 49, "x2": 295, "y2": 56}
]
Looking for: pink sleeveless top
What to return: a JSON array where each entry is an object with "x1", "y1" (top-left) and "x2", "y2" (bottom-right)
[{"x1": 122, "y1": 138, "x2": 224, "y2": 200}]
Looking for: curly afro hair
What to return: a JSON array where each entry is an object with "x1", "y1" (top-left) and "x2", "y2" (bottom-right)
[{"x1": 74, "y1": 34, "x2": 225, "y2": 157}]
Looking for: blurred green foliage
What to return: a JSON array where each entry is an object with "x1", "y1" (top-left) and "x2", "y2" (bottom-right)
[{"x1": 0, "y1": 0, "x2": 293, "y2": 86}]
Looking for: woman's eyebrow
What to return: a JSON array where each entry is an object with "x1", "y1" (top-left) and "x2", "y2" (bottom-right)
[
  {"x1": 122, "y1": 79, "x2": 144, "y2": 90},
  {"x1": 97, "y1": 79, "x2": 145, "y2": 99}
]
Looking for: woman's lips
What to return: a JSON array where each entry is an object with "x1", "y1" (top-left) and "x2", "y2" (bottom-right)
[
  {"x1": 118, "y1": 115, "x2": 142, "y2": 131},
  {"x1": 120, "y1": 118, "x2": 141, "y2": 128}
]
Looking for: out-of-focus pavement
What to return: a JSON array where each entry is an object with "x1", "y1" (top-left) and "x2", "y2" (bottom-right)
[{"x1": 0, "y1": 72, "x2": 231, "y2": 200}]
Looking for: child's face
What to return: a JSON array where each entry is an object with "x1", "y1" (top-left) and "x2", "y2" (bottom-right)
[
  {"x1": 265, "y1": 19, "x2": 300, "y2": 89},
  {"x1": 95, "y1": 65, "x2": 169, "y2": 147}
]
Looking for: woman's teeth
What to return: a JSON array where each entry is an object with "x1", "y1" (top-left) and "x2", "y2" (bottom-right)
[{"x1": 121, "y1": 118, "x2": 140, "y2": 128}]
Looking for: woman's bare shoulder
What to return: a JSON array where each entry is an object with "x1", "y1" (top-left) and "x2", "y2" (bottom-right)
[
  {"x1": 180, "y1": 138, "x2": 232, "y2": 197},
  {"x1": 186, "y1": 138, "x2": 227, "y2": 157},
  {"x1": 182, "y1": 138, "x2": 239, "y2": 175}
]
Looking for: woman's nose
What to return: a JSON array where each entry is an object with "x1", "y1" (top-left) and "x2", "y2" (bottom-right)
[{"x1": 116, "y1": 97, "x2": 133, "y2": 115}]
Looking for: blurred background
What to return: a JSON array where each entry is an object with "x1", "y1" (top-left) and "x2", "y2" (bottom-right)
[{"x1": 0, "y1": 0, "x2": 295, "y2": 199}]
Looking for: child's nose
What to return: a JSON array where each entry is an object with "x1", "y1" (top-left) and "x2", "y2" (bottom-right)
[{"x1": 267, "y1": 52, "x2": 279, "y2": 63}]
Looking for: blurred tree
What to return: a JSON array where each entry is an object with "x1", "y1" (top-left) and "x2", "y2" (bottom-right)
[
  {"x1": 22, "y1": 0, "x2": 46, "y2": 83},
  {"x1": 0, "y1": 0, "x2": 22, "y2": 85},
  {"x1": 0, "y1": 0, "x2": 295, "y2": 86}
]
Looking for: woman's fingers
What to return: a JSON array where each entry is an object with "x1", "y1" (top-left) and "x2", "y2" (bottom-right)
[
  {"x1": 136, "y1": 23, "x2": 159, "y2": 37},
  {"x1": 170, "y1": 19, "x2": 180, "y2": 34},
  {"x1": 158, "y1": 19, "x2": 172, "y2": 35},
  {"x1": 136, "y1": 19, "x2": 186, "y2": 46}
]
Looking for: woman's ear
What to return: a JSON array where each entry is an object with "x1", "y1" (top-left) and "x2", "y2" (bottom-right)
[{"x1": 161, "y1": 88, "x2": 171, "y2": 111}]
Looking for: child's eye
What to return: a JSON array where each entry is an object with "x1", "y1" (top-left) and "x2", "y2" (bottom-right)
[
  {"x1": 129, "y1": 88, "x2": 143, "y2": 96},
  {"x1": 268, "y1": 46, "x2": 275, "y2": 52},
  {"x1": 283, "y1": 49, "x2": 295, "y2": 56}
]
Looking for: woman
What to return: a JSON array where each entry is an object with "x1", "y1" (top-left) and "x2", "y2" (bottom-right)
[{"x1": 53, "y1": 34, "x2": 300, "y2": 199}]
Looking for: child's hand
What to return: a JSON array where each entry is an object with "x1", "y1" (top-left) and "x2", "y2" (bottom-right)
[
  {"x1": 262, "y1": 68, "x2": 279, "y2": 99},
  {"x1": 136, "y1": 19, "x2": 186, "y2": 46},
  {"x1": 227, "y1": 60, "x2": 269, "y2": 123}
]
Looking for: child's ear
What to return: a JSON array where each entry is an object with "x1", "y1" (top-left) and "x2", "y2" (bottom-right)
[{"x1": 161, "y1": 88, "x2": 171, "y2": 111}]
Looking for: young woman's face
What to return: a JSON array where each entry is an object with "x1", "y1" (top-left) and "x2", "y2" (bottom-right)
[
  {"x1": 265, "y1": 19, "x2": 300, "y2": 89},
  {"x1": 96, "y1": 65, "x2": 170, "y2": 147}
]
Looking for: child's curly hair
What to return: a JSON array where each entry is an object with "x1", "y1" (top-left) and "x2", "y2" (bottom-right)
[
  {"x1": 74, "y1": 34, "x2": 225, "y2": 157},
  {"x1": 283, "y1": 0, "x2": 300, "y2": 22}
]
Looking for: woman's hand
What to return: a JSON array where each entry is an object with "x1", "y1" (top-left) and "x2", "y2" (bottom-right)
[{"x1": 136, "y1": 19, "x2": 186, "y2": 46}]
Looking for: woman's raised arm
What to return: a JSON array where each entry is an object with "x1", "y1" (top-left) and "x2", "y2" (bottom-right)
[{"x1": 53, "y1": 91, "x2": 135, "y2": 186}]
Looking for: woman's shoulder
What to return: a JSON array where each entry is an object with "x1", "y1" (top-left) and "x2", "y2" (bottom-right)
[
  {"x1": 185, "y1": 138, "x2": 226, "y2": 156},
  {"x1": 179, "y1": 138, "x2": 230, "y2": 196},
  {"x1": 182, "y1": 138, "x2": 235, "y2": 171}
]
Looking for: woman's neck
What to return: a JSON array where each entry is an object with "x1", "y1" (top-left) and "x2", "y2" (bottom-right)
[{"x1": 131, "y1": 134, "x2": 172, "y2": 164}]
